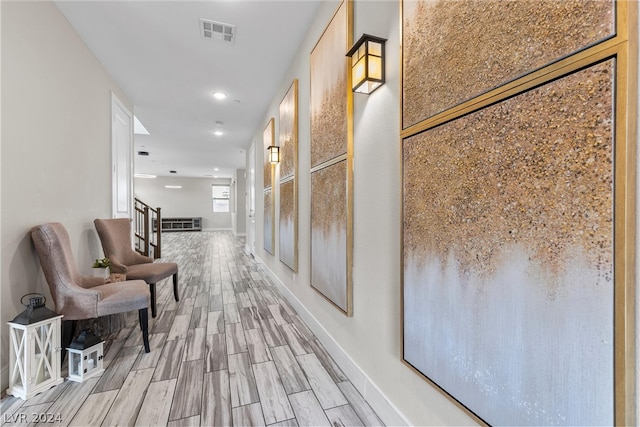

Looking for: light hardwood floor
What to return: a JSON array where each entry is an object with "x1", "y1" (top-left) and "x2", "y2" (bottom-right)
[{"x1": 1, "y1": 231, "x2": 384, "y2": 427}]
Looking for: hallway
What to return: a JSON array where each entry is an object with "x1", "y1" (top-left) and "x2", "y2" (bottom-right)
[{"x1": 1, "y1": 231, "x2": 384, "y2": 427}]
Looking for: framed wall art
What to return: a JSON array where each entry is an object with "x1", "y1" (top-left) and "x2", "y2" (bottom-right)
[
  {"x1": 309, "y1": 0, "x2": 353, "y2": 316},
  {"x1": 402, "y1": 0, "x2": 615, "y2": 130},
  {"x1": 279, "y1": 80, "x2": 298, "y2": 271},
  {"x1": 263, "y1": 118, "x2": 275, "y2": 254},
  {"x1": 401, "y1": 0, "x2": 636, "y2": 425}
]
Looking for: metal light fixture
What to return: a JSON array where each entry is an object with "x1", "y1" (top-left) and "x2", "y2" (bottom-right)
[
  {"x1": 268, "y1": 146, "x2": 280, "y2": 163},
  {"x1": 7, "y1": 294, "x2": 63, "y2": 400},
  {"x1": 67, "y1": 330, "x2": 104, "y2": 382},
  {"x1": 346, "y1": 34, "x2": 387, "y2": 94}
]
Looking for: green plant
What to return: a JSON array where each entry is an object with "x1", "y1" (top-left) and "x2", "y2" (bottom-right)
[{"x1": 92, "y1": 258, "x2": 110, "y2": 268}]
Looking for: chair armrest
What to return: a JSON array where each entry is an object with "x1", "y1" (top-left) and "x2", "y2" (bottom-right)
[
  {"x1": 108, "y1": 255, "x2": 128, "y2": 274},
  {"x1": 130, "y1": 251, "x2": 153, "y2": 265},
  {"x1": 80, "y1": 275, "x2": 107, "y2": 289}
]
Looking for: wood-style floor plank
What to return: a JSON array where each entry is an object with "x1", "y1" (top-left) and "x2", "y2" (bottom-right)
[
  {"x1": 231, "y1": 402, "x2": 266, "y2": 427},
  {"x1": 169, "y1": 359, "x2": 204, "y2": 421},
  {"x1": 135, "y1": 378, "x2": 177, "y2": 426},
  {"x1": 325, "y1": 404, "x2": 365, "y2": 426},
  {"x1": 228, "y1": 352, "x2": 260, "y2": 408},
  {"x1": 296, "y1": 353, "x2": 348, "y2": 409},
  {"x1": 68, "y1": 390, "x2": 118, "y2": 426},
  {"x1": 270, "y1": 345, "x2": 311, "y2": 394},
  {"x1": 288, "y1": 390, "x2": 331, "y2": 427},
  {"x1": 252, "y1": 361, "x2": 294, "y2": 424},
  {"x1": 102, "y1": 368, "x2": 155, "y2": 426},
  {"x1": 337, "y1": 381, "x2": 385, "y2": 426},
  {"x1": 201, "y1": 370, "x2": 232, "y2": 427}
]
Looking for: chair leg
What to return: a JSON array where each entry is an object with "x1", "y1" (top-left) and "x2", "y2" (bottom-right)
[
  {"x1": 149, "y1": 283, "x2": 157, "y2": 318},
  {"x1": 138, "y1": 308, "x2": 150, "y2": 353},
  {"x1": 173, "y1": 272, "x2": 179, "y2": 302},
  {"x1": 61, "y1": 320, "x2": 76, "y2": 367}
]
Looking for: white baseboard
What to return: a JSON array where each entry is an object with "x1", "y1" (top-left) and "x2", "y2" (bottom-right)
[{"x1": 256, "y1": 257, "x2": 410, "y2": 427}]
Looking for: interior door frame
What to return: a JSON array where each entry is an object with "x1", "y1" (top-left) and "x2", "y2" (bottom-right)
[{"x1": 111, "y1": 93, "x2": 134, "y2": 220}]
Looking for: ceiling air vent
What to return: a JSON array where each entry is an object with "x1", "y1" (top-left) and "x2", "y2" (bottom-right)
[{"x1": 200, "y1": 18, "x2": 235, "y2": 43}]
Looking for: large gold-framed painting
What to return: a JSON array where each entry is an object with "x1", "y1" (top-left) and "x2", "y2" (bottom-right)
[
  {"x1": 401, "y1": 0, "x2": 635, "y2": 425},
  {"x1": 311, "y1": 160, "x2": 348, "y2": 312},
  {"x1": 402, "y1": 0, "x2": 615, "y2": 129},
  {"x1": 279, "y1": 80, "x2": 298, "y2": 271},
  {"x1": 309, "y1": 0, "x2": 353, "y2": 315},
  {"x1": 263, "y1": 118, "x2": 275, "y2": 254},
  {"x1": 263, "y1": 187, "x2": 273, "y2": 255}
]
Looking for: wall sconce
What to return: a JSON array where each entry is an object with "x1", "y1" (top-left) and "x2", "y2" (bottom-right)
[
  {"x1": 346, "y1": 34, "x2": 387, "y2": 94},
  {"x1": 268, "y1": 146, "x2": 280, "y2": 163}
]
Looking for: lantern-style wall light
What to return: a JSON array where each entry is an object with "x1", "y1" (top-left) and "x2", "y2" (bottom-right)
[
  {"x1": 346, "y1": 34, "x2": 387, "y2": 94},
  {"x1": 67, "y1": 330, "x2": 104, "y2": 382},
  {"x1": 268, "y1": 145, "x2": 280, "y2": 164},
  {"x1": 7, "y1": 294, "x2": 63, "y2": 400}
]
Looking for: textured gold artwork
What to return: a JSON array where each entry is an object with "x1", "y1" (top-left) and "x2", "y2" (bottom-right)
[
  {"x1": 311, "y1": 160, "x2": 348, "y2": 312},
  {"x1": 403, "y1": 60, "x2": 615, "y2": 425},
  {"x1": 279, "y1": 179, "x2": 297, "y2": 271},
  {"x1": 309, "y1": 0, "x2": 353, "y2": 316},
  {"x1": 310, "y1": 0, "x2": 349, "y2": 167},
  {"x1": 280, "y1": 80, "x2": 298, "y2": 179},
  {"x1": 263, "y1": 188, "x2": 274, "y2": 254},
  {"x1": 263, "y1": 118, "x2": 274, "y2": 189},
  {"x1": 402, "y1": 0, "x2": 615, "y2": 128}
]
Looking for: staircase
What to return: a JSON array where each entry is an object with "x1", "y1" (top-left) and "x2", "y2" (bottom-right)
[{"x1": 134, "y1": 198, "x2": 162, "y2": 259}]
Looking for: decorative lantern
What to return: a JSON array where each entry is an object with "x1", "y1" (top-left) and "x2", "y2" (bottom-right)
[
  {"x1": 7, "y1": 294, "x2": 63, "y2": 400},
  {"x1": 67, "y1": 329, "x2": 104, "y2": 382}
]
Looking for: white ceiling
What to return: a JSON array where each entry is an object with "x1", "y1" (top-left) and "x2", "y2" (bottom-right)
[{"x1": 54, "y1": 0, "x2": 322, "y2": 178}]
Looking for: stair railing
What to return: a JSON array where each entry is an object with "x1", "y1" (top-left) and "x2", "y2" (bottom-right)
[{"x1": 134, "y1": 198, "x2": 162, "y2": 259}]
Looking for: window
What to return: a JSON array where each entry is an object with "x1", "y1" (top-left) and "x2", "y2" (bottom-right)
[{"x1": 212, "y1": 185, "x2": 230, "y2": 212}]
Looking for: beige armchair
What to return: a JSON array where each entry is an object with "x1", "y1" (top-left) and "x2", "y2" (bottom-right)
[
  {"x1": 30, "y1": 223, "x2": 151, "y2": 354},
  {"x1": 94, "y1": 218, "x2": 179, "y2": 318}
]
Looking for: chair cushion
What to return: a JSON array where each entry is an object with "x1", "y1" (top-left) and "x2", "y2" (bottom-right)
[
  {"x1": 125, "y1": 261, "x2": 178, "y2": 284},
  {"x1": 95, "y1": 279, "x2": 150, "y2": 317}
]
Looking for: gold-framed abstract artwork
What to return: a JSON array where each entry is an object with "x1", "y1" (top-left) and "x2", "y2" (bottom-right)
[
  {"x1": 279, "y1": 80, "x2": 298, "y2": 271},
  {"x1": 401, "y1": 0, "x2": 636, "y2": 425},
  {"x1": 263, "y1": 118, "x2": 275, "y2": 254},
  {"x1": 309, "y1": 0, "x2": 353, "y2": 315},
  {"x1": 402, "y1": 0, "x2": 615, "y2": 130}
]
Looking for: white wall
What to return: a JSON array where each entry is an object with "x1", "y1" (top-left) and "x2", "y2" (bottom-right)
[
  {"x1": 250, "y1": 1, "x2": 475, "y2": 425},
  {"x1": 1, "y1": 0, "x2": 133, "y2": 390},
  {"x1": 135, "y1": 176, "x2": 232, "y2": 230}
]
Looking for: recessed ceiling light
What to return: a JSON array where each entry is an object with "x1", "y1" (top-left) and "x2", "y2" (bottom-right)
[
  {"x1": 214, "y1": 131, "x2": 223, "y2": 136},
  {"x1": 216, "y1": 121, "x2": 224, "y2": 126},
  {"x1": 213, "y1": 92, "x2": 227, "y2": 100},
  {"x1": 214, "y1": 176, "x2": 218, "y2": 178},
  {"x1": 134, "y1": 173, "x2": 157, "y2": 179},
  {"x1": 165, "y1": 185, "x2": 182, "y2": 189}
]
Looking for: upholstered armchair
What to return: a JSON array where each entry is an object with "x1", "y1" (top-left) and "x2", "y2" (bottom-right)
[
  {"x1": 30, "y1": 223, "x2": 151, "y2": 354},
  {"x1": 94, "y1": 218, "x2": 179, "y2": 318}
]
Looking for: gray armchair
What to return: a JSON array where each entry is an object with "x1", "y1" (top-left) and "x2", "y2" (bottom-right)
[
  {"x1": 30, "y1": 223, "x2": 151, "y2": 354},
  {"x1": 94, "y1": 218, "x2": 179, "y2": 318}
]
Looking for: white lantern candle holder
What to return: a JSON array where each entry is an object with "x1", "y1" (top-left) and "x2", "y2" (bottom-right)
[
  {"x1": 67, "y1": 330, "x2": 104, "y2": 382},
  {"x1": 7, "y1": 294, "x2": 63, "y2": 400}
]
